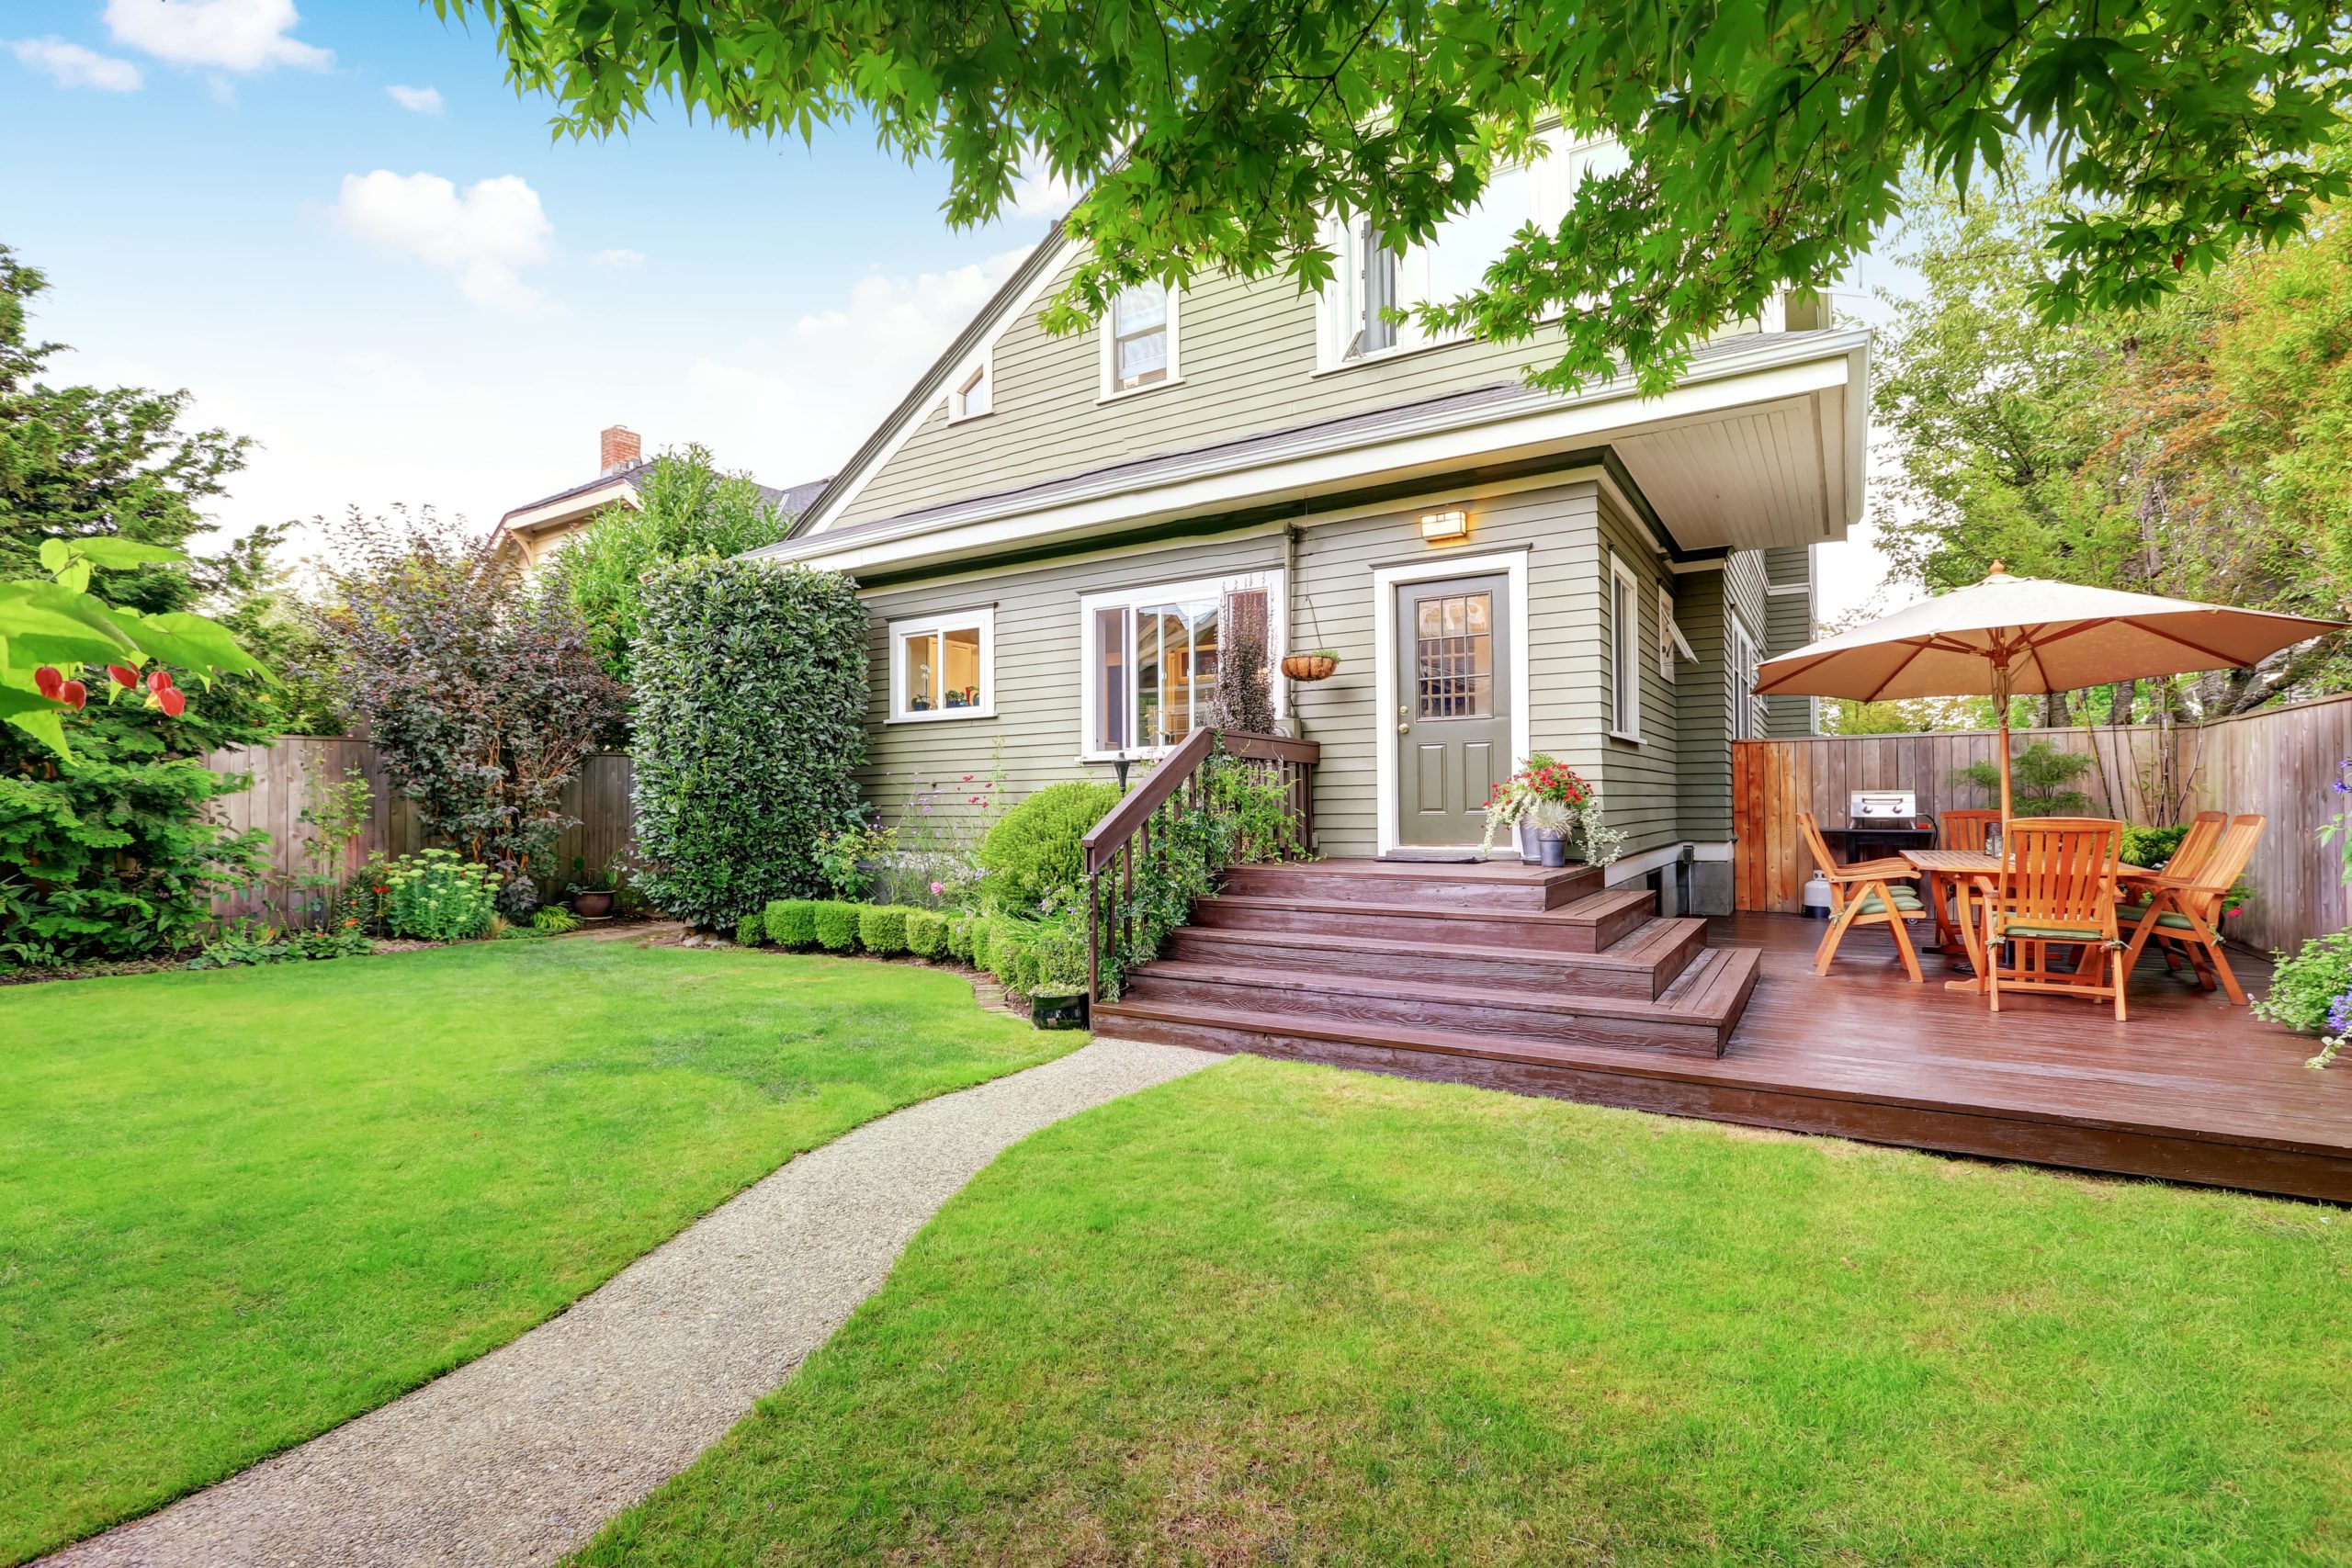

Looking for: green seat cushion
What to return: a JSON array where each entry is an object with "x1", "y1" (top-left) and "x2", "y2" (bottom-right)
[
  {"x1": 1999, "y1": 921, "x2": 2107, "y2": 941},
  {"x1": 1856, "y1": 891, "x2": 1925, "y2": 917},
  {"x1": 2118, "y1": 904, "x2": 2198, "y2": 932}
]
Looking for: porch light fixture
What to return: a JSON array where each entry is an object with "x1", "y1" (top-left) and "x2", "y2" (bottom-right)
[{"x1": 1419, "y1": 507, "x2": 1470, "y2": 543}]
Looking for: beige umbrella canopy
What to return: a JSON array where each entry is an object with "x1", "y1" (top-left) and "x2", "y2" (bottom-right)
[{"x1": 1755, "y1": 564, "x2": 2349, "y2": 822}]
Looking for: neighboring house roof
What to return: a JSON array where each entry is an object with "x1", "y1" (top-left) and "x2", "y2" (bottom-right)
[{"x1": 499, "y1": 462, "x2": 833, "y2": 538}]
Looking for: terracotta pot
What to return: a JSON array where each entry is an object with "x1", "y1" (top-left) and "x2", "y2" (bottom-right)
[
  {"x1": 1280, "y1": 653, "x2": 1340, "y2": 682},
  {"x1": 571, "y1": 889, "x2": 615, "y2": 919}
]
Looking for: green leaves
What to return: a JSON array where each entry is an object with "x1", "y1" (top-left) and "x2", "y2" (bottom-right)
[{"x1": 439, "y1": 0, "x2": 2352, "y2": 391}]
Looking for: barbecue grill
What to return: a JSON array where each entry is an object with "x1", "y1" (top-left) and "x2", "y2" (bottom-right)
[{"x1": 1849, "y1": 789, "x2": 1918, "y2": 824}]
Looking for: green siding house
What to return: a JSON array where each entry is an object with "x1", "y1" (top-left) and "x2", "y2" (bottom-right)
[{"x1": 750, "y1": 161, "x2": 1864, "y2": 916}]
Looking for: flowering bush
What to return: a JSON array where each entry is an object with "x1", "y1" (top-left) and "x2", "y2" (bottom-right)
[
  {"x1": 1478, "y1": 755, "x2": 1628, "y2": 865},
  {"x1": 381, "y1": 849, "x2": 501, "y2": 942}
]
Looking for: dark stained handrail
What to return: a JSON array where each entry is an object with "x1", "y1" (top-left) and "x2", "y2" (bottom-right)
[{"x1": 1080, "y1": 728, "x2": 1319, "y2": 1005}]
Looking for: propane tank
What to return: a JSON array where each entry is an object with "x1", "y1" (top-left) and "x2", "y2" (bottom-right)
[{"x1": 1801, "y1": 871, "x2": 1833, "y2": 919}]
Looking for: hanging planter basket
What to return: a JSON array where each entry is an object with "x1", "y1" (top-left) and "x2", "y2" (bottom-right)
[{"x1": 1282, "y1": 652, "x2": 1341, "y2": 682}]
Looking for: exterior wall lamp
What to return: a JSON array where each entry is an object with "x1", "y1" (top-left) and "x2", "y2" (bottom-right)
[{"x1": 1419, "y1": 507, "x2": 1470, "y2": 544}]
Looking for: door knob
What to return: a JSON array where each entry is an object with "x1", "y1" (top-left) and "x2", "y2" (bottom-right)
[{"x1": 1398, "y1": 721, "x2": 1410, "y2": 734}]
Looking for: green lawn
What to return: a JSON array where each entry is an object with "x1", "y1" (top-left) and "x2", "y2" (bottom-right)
[
  {"x1": 579, "y1": 1055, "x2": 2349, "y2": 1568},
  {"x1": 0, "y1": 938, "x2": 1069, "y2": 1565}
]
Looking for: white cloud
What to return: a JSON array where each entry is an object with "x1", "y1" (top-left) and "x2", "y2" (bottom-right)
[
  {"x1": 329, "y1": 170, "x2": 555, "y2": 312},
  {"x1": 588, "y1": 247, "x2": 644, "y2": 271},
  {"x1": 103, "y1": 0, "x2": 329, "y2": 74},
  {"x1": 8, "y1": 36, "x2": 143, "y2": 91},
  {"x1": 385, "y1": 83, "x2": 442, "y2": 115},
  {"x1": 1008, "y1": 150, "x2": 1082, "y2": 220}
]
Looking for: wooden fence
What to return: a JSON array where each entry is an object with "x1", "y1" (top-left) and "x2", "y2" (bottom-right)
[
  {"x1": 1732, "y1": 693, "x2": 2352, "y2": 953},
  {"x1": 204, "y1": 737, "x2": 636, "y2": 922}
]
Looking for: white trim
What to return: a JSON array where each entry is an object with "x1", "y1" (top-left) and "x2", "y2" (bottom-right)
[
  {"x1": 1373, "y1": 550, "x2": 1531, "y2": 857},
  {"x1": 947, "y1": 356, "x2": 993, "y2": 423},
  {"x1": 1076, "y1": 569, "x2": 1286, "y2": 762},
  {"x1": 763, "y1": 333, "x2": 1871, "y2": 578},
  {"x1": 1608, "y1": 552, "x2": 1643, "y2": 742},
  {"x1": 886, "y1": 606, "x2": 998, "y2": 723},
  {"x1": 1728, "y1": 615, "x2": 1763, "y2": 741},
  {"x1": 1604, "y1": 839, "x2": 1733, "y2": 887},
  {"x1": 1657, "y1": 582, "x2": 1682, "y2": 678},
  {"x1": 499, "y1": 479, "x2": 639, "y2": 534},
  {"x1": 1098, "y1": 282, "x2": 1181, "y2": 401},
  {"x1": 800, "y1": 233, "x2": 1075, "y2": 535}
]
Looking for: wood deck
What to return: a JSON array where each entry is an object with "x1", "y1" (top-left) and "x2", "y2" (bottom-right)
[{"x1": 1102, "y1": 886, "x2": 2352, "y2": 1202}]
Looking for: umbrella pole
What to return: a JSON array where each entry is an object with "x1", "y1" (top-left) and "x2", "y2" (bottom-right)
[{"x1": 1993, "y1": 660, "x2": 2015, "y2": 830}]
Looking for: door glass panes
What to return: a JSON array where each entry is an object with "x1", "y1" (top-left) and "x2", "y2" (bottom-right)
[
  {"x1": 1112, "y1": 284, "x2": 1169, "y2": 389},
  {"x1": 1415, "y1": 592, "x2": 1492, "y2": 718},
  {"x1": 1131, "y1": 597, "x2": 1219, "y2": 745},
  {"x1": 902, "y1": 631, "x2": 938, "y2": 712}
]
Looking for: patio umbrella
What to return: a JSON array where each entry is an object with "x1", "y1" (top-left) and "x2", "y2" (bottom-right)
[{"x1": 1753, "y1": 563, "x2": 2348, "y2": 823}]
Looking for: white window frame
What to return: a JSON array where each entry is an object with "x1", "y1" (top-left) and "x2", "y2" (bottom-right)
[
  {"x1": 1077, "y1": 570, "x2": 1284, "y2": 761},
  {"x1": 1316, "y1": 131, "x2": 1628, "y2": 375},
  {"x1": 1608, "y1": 553, "x2": 1643, "y2": 743},
  {"x1": 947, "y1": 357, "x2": 992, "y2": 423},
  {"x1": 887, "y1": 607, "x2": 997, "y2": 724},
  {"x1": 1097, "y1": 282, "x2": 1182, "y2": 401},
  {"x1": 1729, "y1": 616, "x2": 1764, "y2": 741},
  {"x1": 1657, "y1": 583, "x2": 1678, "y2": 680}
]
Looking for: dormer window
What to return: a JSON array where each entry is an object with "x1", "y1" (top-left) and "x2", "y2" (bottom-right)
[
  {"x1": 949, "y1": 361, "x2": 991, "y2": 422},
  {"x1": 1101, "y1": 282, "x2": 1179, "y2": 399}
]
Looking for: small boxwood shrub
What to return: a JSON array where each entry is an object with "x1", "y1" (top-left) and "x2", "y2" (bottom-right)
[
  {"x1": 906, "y1": 909, "x2": 948, "y2": 959},
  {"x1": 764, "y1": 898, "x2": 818, "y2": 948},
  {"x1": 976, "y1": 780, "x2": 1123, "y2": 911},
  {"x1": 970, "y1": 917, "x2": 996, "y2": 971},
  {"x1": 630, "y1": 558, "x2": 869, "y2": 931},
  {"x1": 945, "y1": 916, "x2": 973, "y2": 962},
  {"x1": 735, "y1": 912, "x2": 767, "y2": 946},
  {"x1": 858, "y1": 905, "x2": 911, "y2": 955},
  {"x1": 988, "y1": 920, "x2": 1031, "y2": 990},
  {"x1": 812, "y1": 900, "x2": 860, "y2": 953}
]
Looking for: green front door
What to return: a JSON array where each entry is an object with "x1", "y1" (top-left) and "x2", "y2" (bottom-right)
[{"x1": 1395, "y1": 573, "x2": 1511, "y2": 848}]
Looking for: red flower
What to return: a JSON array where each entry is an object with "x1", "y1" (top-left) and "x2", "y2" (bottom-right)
[
  {"x1": 146, "y1": 669, "x2": 175, "y2": 694},
  {"x1": 33, "y1": 666, "x2": 63, "y2": 700},
  {"x1": 106, "y1": 664, "x2": 139, "y2": 689},
  {"x1": 59, "y1": 679, "x2": 87, "y2": 711},
  {"x1": 157, "y1": 687, "x2": 187, "y2": 717}
]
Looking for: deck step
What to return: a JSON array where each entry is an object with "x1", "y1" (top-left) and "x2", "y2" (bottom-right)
[
  {"x1": 1099, "y1": 946, "x2": 1760, "y2": 1067},
  {"x1": 1119, "y1": 949, "x2": 1755, "y2": 1058},
  {"x1": 1164, "y1": 917, "x2": 1707, "y2": 1000},
  {"x1": 1220, "y1": 859, "x2": 1605, "y2": 911},
  {"x1": 1193, "y1": 886, "x2": 1657, "y2": 953}
]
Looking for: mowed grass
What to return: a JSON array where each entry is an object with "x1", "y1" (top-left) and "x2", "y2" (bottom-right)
[
  {"x1": 578, "y1": 1055, "x2": 2349, "y2": 1568},
  {"x1": 0, "y1": 938, "x2": 1070, "y2": 1564}
]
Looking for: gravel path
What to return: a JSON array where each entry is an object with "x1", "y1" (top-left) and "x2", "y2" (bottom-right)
[{"x1": 45, "y1": 1036, "x2": 1217, "y2": 1568}]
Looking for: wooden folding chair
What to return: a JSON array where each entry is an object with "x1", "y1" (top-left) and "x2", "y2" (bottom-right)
[
  {"x1": 2119, "y1": 811, "x2": 2226, "y2": 899},
  {"x1": 1982, "y1": 818, "x2": 2128, "y2": 1021},
  {"x1": 1797, "y1": 812, "x2": 1928, "y2": 982},
  {"x1": 2120, "y1": 814, "x2": 2265, "y2": 1005},
  {"x1": 1929, "y1": 808, "x2": 2007, "y2": 945}
]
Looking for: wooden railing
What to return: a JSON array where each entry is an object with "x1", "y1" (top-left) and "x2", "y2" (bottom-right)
[{"x1": 1080, "y1": 728, "x2": 1319, "y2": 1006}]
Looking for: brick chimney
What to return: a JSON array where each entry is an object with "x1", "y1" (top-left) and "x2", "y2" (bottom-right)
[{"x1": 599, "y1": 424, "x2": 641, "y2": 473}]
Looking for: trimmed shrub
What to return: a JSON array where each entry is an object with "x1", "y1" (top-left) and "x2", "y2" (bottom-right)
[
  {"x1": 970, "y1": 917, "x2": 996, "y2": 971},
  {"x1": 858, "y1": 904, "x2": 911, "y2": 955},
  {"x1": 734, "y1": 911, "x2": 767, "y2": 946},
  {"x1": 812, "y1": 900, "x2": 861, "y2": 953},
  {"x1": 976, "y1": 780, "x2": 1123, "y2": 911},
  {"x1": 988, "y1": 920, "x2": 1030, "y2": 990},
  {"x1": 630, "y1": 558, "x2": 869, "y2": 931},
  {"x1": 764, "y1": 897, "x2": 819, "y2": 949},
  {"x1": 906, "y1": 909, "x2": 948, "y2": 959},
  {"x1": 945, "y1": 916, "x2": 974, "y2": 962}
]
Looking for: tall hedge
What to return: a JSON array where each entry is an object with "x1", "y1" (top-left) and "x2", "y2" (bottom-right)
[{"x1": 630, "y1": 558, "x2": 869, "y2": 930}]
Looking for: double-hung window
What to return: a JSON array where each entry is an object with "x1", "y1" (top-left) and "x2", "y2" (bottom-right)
[
  {"x1": 888, "y1": 608, "x2": 995, "y2": 722},
  {"x1": 1729, "y1": 618, "x2": 1763, "y2": 740},
  {"x1": 1102, "y1": 281, "x2": 1177, "y2": 397},
  {"x1": 1080, "y1": 575, "x2": 1283, "y2": 758},
  {"x1": 1608, "y1": 555, "x2": 1643, "y2": 741}
]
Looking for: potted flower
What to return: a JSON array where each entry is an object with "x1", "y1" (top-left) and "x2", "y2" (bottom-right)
[
  {"x1": 1480, "y1": 755, "x2": 1591, "y2": 865},
  {"x1": 567, "y1": 855, "x2": 616, "y2": 919}
]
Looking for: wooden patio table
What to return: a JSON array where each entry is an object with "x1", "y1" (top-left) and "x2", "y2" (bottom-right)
[{"x1": 1902, "y1": 848, "x2": 2152, "y2": 994}]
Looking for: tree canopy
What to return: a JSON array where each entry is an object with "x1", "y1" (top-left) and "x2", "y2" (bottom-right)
[{"x1": 435, "y1": 0, "x2": 2350, "y2": 389}]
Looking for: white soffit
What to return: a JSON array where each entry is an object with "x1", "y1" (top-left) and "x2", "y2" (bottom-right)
[{"x1": 1613, "y1": 385, "x2": 1849, "y2": 551}]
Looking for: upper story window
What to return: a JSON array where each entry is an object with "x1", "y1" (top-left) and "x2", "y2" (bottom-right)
[
  {"x1": 1319, "y1": 133, "x2": 1627, "y2": 371},
  {"x1": 949, "y1": 361, "x2": 991, "y2": 421},
  {"x1": 888, "y1": 607, "x2": 995, "y2": 722},
  {"x1": 1102, "y1": 282, "x2": 1178, "y2": 398}
]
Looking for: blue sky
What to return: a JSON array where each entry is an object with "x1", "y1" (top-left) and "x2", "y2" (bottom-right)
[
  {"x1": 2, "y1": 0, "x2": 1067, "y2": 552},
  {"x1": 4, "y1": 0, "x2": 1909, "y2": 615}
]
